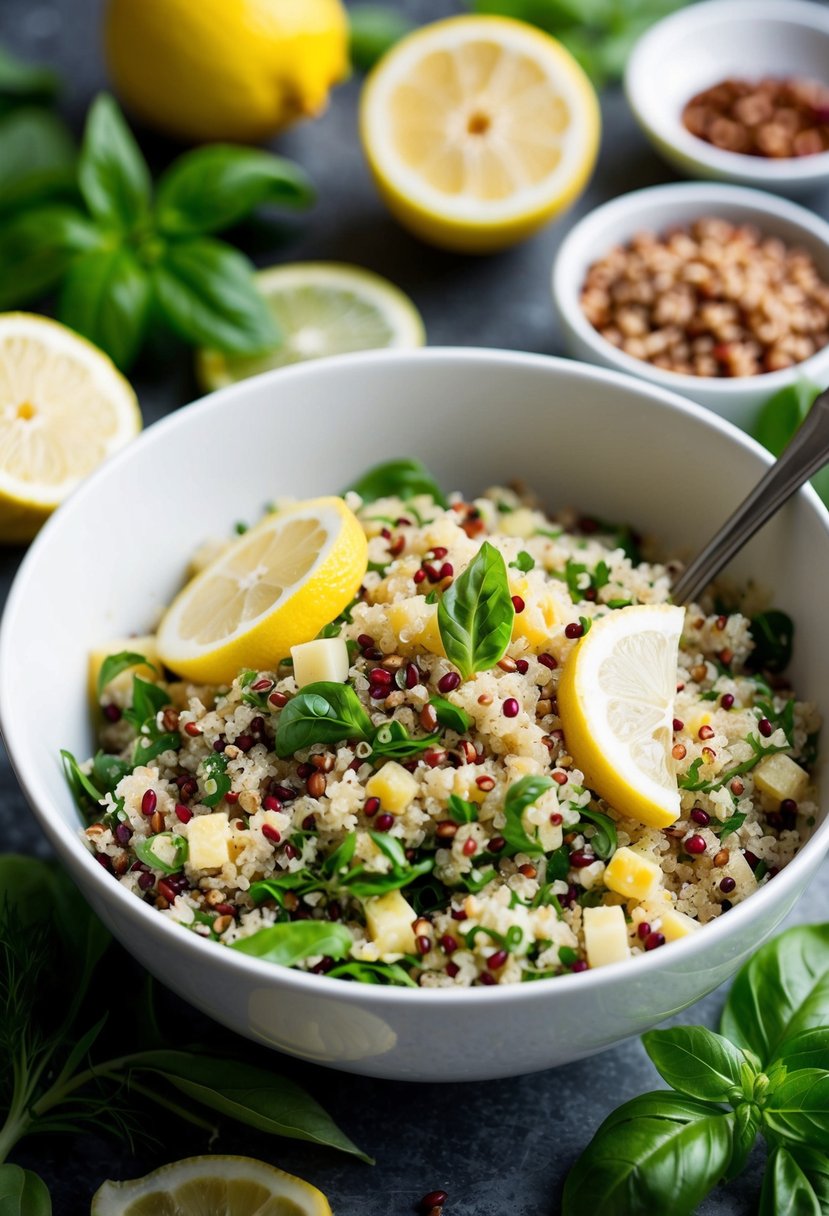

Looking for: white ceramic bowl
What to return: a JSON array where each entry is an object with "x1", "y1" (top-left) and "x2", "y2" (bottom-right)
[
  {"x1": 625, "y1": 0, "x2": 829, "y2": 195},
  {"x1": 2, "y1": 349, "x2": 828, "y2": 1082},
  {"x1": 552, "y1": 181, "x2": 829, "y2": 431}
]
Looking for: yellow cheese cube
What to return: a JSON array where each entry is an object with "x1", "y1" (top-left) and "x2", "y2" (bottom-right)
[
  {"x1": 754, "y1": 753, "x2": 809, "y2": 804},
  {"x1": 659, "y1": 907, "x2": 700, "y2": 942},
  {"x1": 291, "y1": 637, "x2": 350, "y2": 688},
  {"x1": 452, "y1": 771, "x2": 487, "y2": 804},
  {"x1": 365, "y1": 761, "x2": 419, "y2": 814},
  {"x1": 364, "y1": 890, "x2": 417, "y2": 956},
  {"x1": 604, "y1": 847, "x2": 662, "y2": 900},
  {"x1": 583, "y1": 905, "x2": 631, "y2": 968},
  {"x1": 497, "y1": 508, "x2": 538, "y2": 538},
  {"x1": 88, "y1": 635, "x2": 159, "y2": 703},
  {"x1": 187, "y1": 812, "x2": 231, "y2": 871}
]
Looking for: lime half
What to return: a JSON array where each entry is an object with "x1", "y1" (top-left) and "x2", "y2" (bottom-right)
[{"x1": 196, "y1": 261, "x2": 425, "y2": 390}]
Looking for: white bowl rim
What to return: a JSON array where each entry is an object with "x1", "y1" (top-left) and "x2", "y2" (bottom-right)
[
  {"x1": 552, "y1": 180, "x2": 829, "y2": 396},
  {"x1": 2, "y1": 345, "x2": 828, "y2": 1008},
  {"x1": 624, "y1": 0, "x2": 829, "y2": 185}
]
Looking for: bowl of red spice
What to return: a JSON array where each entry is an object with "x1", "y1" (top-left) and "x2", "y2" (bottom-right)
[{"x1": 625, "y1": 0, "x2": 829, "y2": 195}]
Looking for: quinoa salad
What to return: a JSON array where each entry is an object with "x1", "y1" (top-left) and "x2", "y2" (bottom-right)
[{"x1": 66, "y1": 462, "x2": 821, "y2": 988}]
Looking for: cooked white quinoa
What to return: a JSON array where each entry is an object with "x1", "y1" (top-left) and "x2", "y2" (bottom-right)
[{"x1": 75, "y1": 483, "x2": 820, "y2": 987}]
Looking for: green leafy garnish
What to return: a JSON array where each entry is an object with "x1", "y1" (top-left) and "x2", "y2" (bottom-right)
[
  {"x1": 578, "y1": 808, "x2": 617, "y2": 860},
  {"x1": 370, "y1": 720, "x2": 440, "y2": 760},
  {"x1": 199, "y1": 752, "x2": 231, "y2": 807},
  {"x1": 754, "y1": 381, "x2": 829, "y2": 508},
  {"x1": 718, "y1": 811, "x2": 747, "y2": 842},
  {"x1": 438, "y1": 541, "x2": 514, "y2": 680},
  {"x1": 97, "y1": 650, "x2": 156, "y2": 698},
  {"x1": 348, "y1": 5, "x2": 415, "y2": 71},
  {"x1": 326, "y1": 959, "x2": 418, "y2": 987},
  {"x1": 429, "y1": 696, "x2": 472, "y2": 733},
  {"x1": 343, "y1": 457, "x2": 448, "y2": 508},
  {"x1": 509, "y1": 551, "x2": 535, "y2": 573},
  {"x1": 231, "y1": 921, "x2": 353, "y2": 967},
  {"x1": 275, "y1": 682, "x2": 373, "y2": 758},
  {"x1": 679, "y1": 734, "x2": 789, "y2": 794},
  {"x1": 447, "y1": 794, "x2": 478, "y2": 824},
  {"x1": 91, "y1": 751, "x2": 131, "y2": 794},
  {"x1": 749, "y1": 610, "x2": 795, "y2": 675},
  {"x1": 60, "y1": 749, "x2": 104, "y2": 814},
  {"x1": 133, "y1": 833, "x2": 189, "y2": 875},
  {"x1": 502, "y1": 775, "x2": 554, "y2": 857}
]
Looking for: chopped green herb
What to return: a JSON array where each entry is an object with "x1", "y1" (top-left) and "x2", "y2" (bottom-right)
[
  {"x1": 133, "y1": 832, "x2": 189, "y2": 875},
  {"x1": 429, "y1": 696, "x2": 472, "y2": 733},
  {"x1": 199, "y1": 752, "x2": 231, "y2": 807},
  {"x1": 509, "y1": 550, "x2": 535, "y2": 573},
  {"x1": 502, "y1": 775, "x2": 555, "y2": 857}
]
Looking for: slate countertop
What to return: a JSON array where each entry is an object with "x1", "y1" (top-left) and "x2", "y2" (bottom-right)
[{"x1": 1, "y1": 1, "x2": 828, "y2": 1211}]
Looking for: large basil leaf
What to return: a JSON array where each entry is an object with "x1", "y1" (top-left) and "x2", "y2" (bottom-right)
[
  {"x1": 763, "y1": 1070, "x2": 829, "y2": 1149},
  {"x1": 58, "y1": 247, "x2": 150, "y2": 370},
  {"x1": 438, "y1": 541, "x2": 514, "y2": 679},
  {"x1": 126, "y1": 1049, "x2": 371, "y2": 1162},
  {"x1": 155, "y1": 145, "x2": 314, "y2": 236},
  {"x1": 344, "y1": 458, "x2": 447, "y2": 507},
  {"x1": 231, "y1": 920, "x2": 352, "y2": 967},
  {"x1": 0, "y1": 203, "x2": 100, "y2": 309},
  {"x1": 275, "y1": 682, "x2": 373, "y2": 758},
  {"x1": 0, "y1": 107, "x2": 75, "y2": 214},
  {"x1": 787, "y1": 1146, "x2": 829, "y2": 1211},
  {"x1": 502, "y1": 775, "x2": 554, "y2": 857},
  {"x1": 642, "y1": 1027, "x2": 747, "y2": 1103},
  {"x1": 562, "y1": 1092, "x2": 733, "y2": 1216},
  {"x1": 153, "y1": 237, "x2": 277, "y2": 354},
  {"x1": 0, "y1": 1165, "x2": 51, "y2": 1216},
  {"x1": 720, "y1": 925, "x2": 829, "y2": 1065},
  {"x1": 775, "y1": 1030, "x2": 829, "y2": 1075},
  {"x1": 759, "y1": 1146, "x2": 822, "y2": 1216},
  {"x1": 78, "y1": 94, "x2": 151, "y2": 230}
]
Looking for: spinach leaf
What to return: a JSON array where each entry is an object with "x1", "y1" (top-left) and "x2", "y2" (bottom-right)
[
  {"x1": 749, "y1": 610, "x2": 796, "y2": 675},
  {"x1": 123, "y1": 675, "x2": 169, "y2": 731},
  {"x1": 438, "y1": 541, "x2": 514, "y2": 679},
  {"x1": 275, "y1": 681, "x2": 373, "y2": 758},
  {"x1": 430, "y1": 695, "x2": 472, "y2": 733},
  {"x1": 126, "y1": 1049, "x2": 371, "y2": 1162},
  {"x1": 231, "y1": 920, "x2": 352, "y2": 967},
  {"x1": 60, "y1": 749, "x2": 104, "y2": 813},
  {"x1": 133, "y1": 832, "x2": 189, "y2": 876},
  {"x1": 642, "y1": 1027, "x2": 748, "y2": 1103},
  {"x1": 349, "y1": 5, "x2": 414, "y2": 70},
  {"x1": 326, "y1": 959, "x2": 417, "y2": 987},
  {"x1": 759, "y1": 1145, "x2": 822, "y2": 1216},
  {"x1": 718, "y1": 812, "x2": 747, "y2": 843},
  {"x1": 97, "y1": 650, "x2": 155, "y2": 698},
  {"x1": 502, "y1": 775, "x2": 554, "y2": 857},
  {"x1": 763, "y1": 1070, "x2": 829, "y2": 1150},
  {"x1": 199, "y1": 752, "x2": 231, "y2": 807},
  {"x1": 578, "y1": 808, "x2": 617, "y2": 860},
  {"x1": 775, "y1": 1030, "x2": 829, "y2": 1074},
  {"x1": 344, "y1": 458, "x2": 447, "y2": 508},
  {"x1": 321, "y1": 831, "x2": 358, "y2": 879},
  {"x1": 562, "y1": 1092, "x2": 734, "y2": 1216},
  {"x1": 370, "y1": 719, "x2": 439, "y2": 760},
  {"x1": 0, "y1": 1165, "x2": 51, "y2": 1216},
  {"x1": 78, "y1": 93, "x2": 151, "y2": 230},
  {"x1": 720, "y1": 925, "x2": 829, "y2": 1065},
  {"x1": 91, "y1": 751, "x2": 131, "y2": 794}
]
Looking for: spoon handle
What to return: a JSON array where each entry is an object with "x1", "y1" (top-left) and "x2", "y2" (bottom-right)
[{"x1": 671, "y1": 388, "x2": 829, "y2": 606}]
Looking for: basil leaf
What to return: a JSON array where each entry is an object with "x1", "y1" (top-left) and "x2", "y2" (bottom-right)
[
  {"x1": 786, "y1": 1145, "x2": 829, "y2": 1211},
  {"x1": 126, "y1": 1049, "x2": 371, "y2": 1162},
  {"x1": 344, "y1": 458, "x2": 447, "y2": 507},
  {"x1": 0, "y1": 107, "x2": 75, "y2": 214},
  {"x1": 438, "y1": 541, "x2": 515, "y2": 680},
  {"x1": 97, "y1": 650, "x2": 155, "y2": 698},
  {"x1": 133, "y1": 833, "x2": 189, "y2": 875},
  {"x1": 123, "y1": 675, "x2": 169, "y2": 731},
  {"x1": 754, "y1": 382, "x2": 829, "y2": 508},
  {"x1": 0, "y1": 203, "x2": 100, "y2": 309},
  {"x1": 91, "y1": 751, "x2": 131, "y2": 793},
  {"x1": 718, "y1": 811, "x2": 747, "y2": 842},
  {"x1": 0, "y1": 45, "x2": 57, "y2": 101},
  {"x1": 60, "y1": 749, "x2": 104, "y2": 813},
  {"x1": 370, "y1": 719, "x2": 439, "y2": 760},
  {"x1": 155, "y1": 145, "x2": 313, "y2": 236},
  {"x1": 275, "y1": 682, "x2": 373, "y2": 758},
  {"x1": 546, "y1": 844, "x2": 571, "y2": 880},
  {"x1": 725, "y1": 1101, "x2": 761, "y2": 1184},
  {"x1": 0, "y1": 1165, "x2": 52, "y2": 1216},
  {"x1": 249, "y1": 872, "x2": 325, "y2": 907},
  {"x1": 720, "y1": 925, "x2": 829, "y2": 1065},
  {"x1": 642, "y1": 1027, "x2": 748, "y2": 1102},
  {"x1": 153, "y1": 237, "x2": 277, "y2": 355},
  {"x1": 749, "y1": 610, "x2": 796, "y2": 675},
  {"x1": 58, "y1": 247, "x2": 151, "y2": 370},
  {"x1": 775, "y1": 1030, "x2": 829, "y2": 1074},
  {"x1": 78, "y1": 94, "x2": 151, "y2": 230},
  {"x1": 763, "y1": 1070, "x2": 829, "y2": 1149},
  {"x1": 321, "y1": 831, "x2": 358, "y2": 878},
  {"x1": 502, "y1": 775, "x2": 554, "y2": 857},
  {"x1": 509, "y1": 550, "x2": 535, "y2": 573},
  {"x1": 430, "y1": 696, "x2": 472, "y2": 733},
  {"x1": 327, "y1": 959, "x2": 417, "y2": 987},
  {"x1": 349, "y1": 5, "x2": 414, "y2": 70},
  {"x1": 199, "y1": 752, "x2": 231, "y2": 807},
  {"x1": 133, "y1": 729, "x2": 180, "y2": 767},
  {"x1": 760, "y1": 1145, "x2": 822, "y2": 1216},
  {"x1": 562, "y1": 1092, "x2": 734, "y2": 1216},
  {"x1": 578, "y1": 808, "x2": 617, "y2": 860},
  {"x1": 447, "y1": 794, "x2": 477, "y2": 824},
  {"x1": 231, "y1": 920, "x2": 352, "y2": 966}
]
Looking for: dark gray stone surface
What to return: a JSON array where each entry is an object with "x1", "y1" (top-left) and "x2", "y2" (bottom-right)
[{"x1": 0, "y1": 1, "x2": 828, "y2": 1212}]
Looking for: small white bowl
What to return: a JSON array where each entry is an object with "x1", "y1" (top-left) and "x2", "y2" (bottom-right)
[
  {"x1": 551, "y1": 181, "x2": 829, "y2": 430},
  {"x1": 625, "y1": 0, "x2": 829, "y2": 195}
]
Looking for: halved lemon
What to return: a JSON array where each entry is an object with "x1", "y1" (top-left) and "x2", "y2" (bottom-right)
[
  {"x1": 91, "y1": 1155, "x2": 332, "y2": 1216},
  {"x1": 0, "y1": 313, "x2": 141, "y2": 543},
  {"x1": 157, "y1": 497, "x2": 368, "y2": 683},
  {"x1": 359, "y1": 15, "x2": 600, "y2": 253},
  {"x1": 558, "y1": 604, "x2": 685, "y2": 829},
  {"x1": 196, "y1": 262, "x2": 425, "y2": 392}
]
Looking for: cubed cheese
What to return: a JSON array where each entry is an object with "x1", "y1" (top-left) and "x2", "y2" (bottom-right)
[
  {"x1": 604, "y1": 846, "x2": 662, "y2": 901},
  {"x1": 583, "y1": 905, "x2": 631, "y2": 968},
  {"x1": 187, "y1": 812, "x2": 231, "y2": 871},
  {"x1": 497, "y1": 508, "x2": 537, "y2": 538},
  {"x1": 509, "y1": 576, "x2": 559, "y2": 649},
  {"x1": 659, "y1": 907, "x2": 700, "y2": 942},
  {"x1": 364, "y1": 890, "x2": 417, "y2": 956},
  {"x1": 365, "y1": 761, "x2": 419, "y2": 814},
  {"x1": 754, "y1": 753, "x2": 809, "y2": 804},
  {"x1": 88, "y1": 635, "x2": 159, "y2": 703},
  {"x1": 291, "y1": 637, "x2": 350, "y2": 688}
]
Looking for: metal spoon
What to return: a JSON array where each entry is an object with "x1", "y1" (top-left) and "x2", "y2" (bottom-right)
[{"x1": 671, "y1": 386, "x2": 829, "y2": 605}]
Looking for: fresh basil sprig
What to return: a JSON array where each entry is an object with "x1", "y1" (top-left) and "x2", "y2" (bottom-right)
[
  {"x1": 275, "y1": 682, "x2": 373, "y2": 758},
  {"x1": 0, "y1": 93, "x2": 313, "y2": 369},
  {"x1": 564, "y1": 923, "x2": 829, "y2": 1216},
  {"x1": 430, "y1": 696, "x2": 472, "y2": 733},
  {"x1": 343, "y1": 457, "x2": 448, "y2": 508},
  {"x1": 438, "y1": 541, "x2": 515, "y2": 680},
  {"x1": 502, "y1": 775, "x2": 554, "y2": 857}
]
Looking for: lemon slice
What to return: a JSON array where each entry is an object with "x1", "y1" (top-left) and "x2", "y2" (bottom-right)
[
  {"x1": 359, "y1": 15, "x2": 600, "y2": 253},
  {"x1": 196, "y1": 262, "x2": 425, "y2": 392},
  {"x1": 157, "y1": 496, "x2": 367, "y2": 683},
  {"x1": 0, "y1": 313, "x2": 141, "y2": 542},
  {"x1": 558, "y1": 604, "x2": 685, "y2": 829},
  {"x1": 91, "y1": 1155, "x2": 332, "y2": 1216}
]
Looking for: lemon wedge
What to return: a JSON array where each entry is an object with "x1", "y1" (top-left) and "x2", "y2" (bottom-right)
[
  {"x1": 91, "y1": 1155, "x2": 332, "y2": 1216},
  {"x1": 157, "y1": 497, "x2": 367, "y2": 684},
  {"x1": 196, "y1": 262, "x2": 425, "y2": 392},
  {"x1": 0, "y1": 313, "x2": 141, "y2": 543},
  {"x1": 557, "y1": 604, "x2": 685, "y2": 828},
  {"x1": 359, "y1": 14, "x2": 600, "y2": 253}
]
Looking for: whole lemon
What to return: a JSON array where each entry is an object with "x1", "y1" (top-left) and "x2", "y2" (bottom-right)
[{"x1": 104, "y1": 0, "x2": 349, "y2": 144}]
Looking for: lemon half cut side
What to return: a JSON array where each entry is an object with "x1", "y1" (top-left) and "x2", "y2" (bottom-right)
[
  {"x1": 558, "y1": 604, "x2": 685, "y2": 829},
  {"x1": 157, "y1": 496, "x2": 368, "y2": 684}
]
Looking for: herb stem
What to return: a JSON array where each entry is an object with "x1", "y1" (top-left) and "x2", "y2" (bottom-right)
[{"x1": 126, "y1": 1076, "x2": 217, "y2": 1134}]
